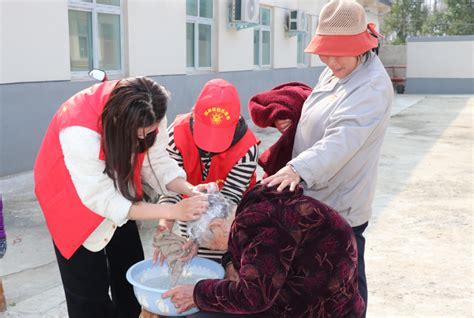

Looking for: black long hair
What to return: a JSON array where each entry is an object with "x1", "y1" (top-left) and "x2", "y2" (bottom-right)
[{"x1": 100, "y1": 77, "x2": 169, "y2": 201}]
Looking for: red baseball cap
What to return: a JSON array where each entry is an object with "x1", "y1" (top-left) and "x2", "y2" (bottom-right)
[{"x1": 193, "y1": 79, "x2": 241, "y2": 153}]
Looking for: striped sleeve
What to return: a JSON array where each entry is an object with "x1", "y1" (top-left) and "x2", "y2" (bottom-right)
[{"x1": 220, "y1": 143, "x2": 259, "y2": 205}]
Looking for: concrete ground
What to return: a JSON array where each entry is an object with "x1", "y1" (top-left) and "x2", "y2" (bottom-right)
[{"x1": 0, "y1": 94, "x2": 472, "y2": 317}]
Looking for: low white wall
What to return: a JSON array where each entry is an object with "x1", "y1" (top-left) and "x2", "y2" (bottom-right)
[
  {"x1": 407, "y1": 36, "x2": 474, "y2": 79},
  {"x1": 406, "y1": 36, "x2": 474, "y2": 94}
]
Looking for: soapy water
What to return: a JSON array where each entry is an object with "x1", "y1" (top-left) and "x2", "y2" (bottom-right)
[
  {"x1": 139, "y1": 264, "x2": 222, "y2": 290},
  {"x1": 143, "y1": 275, "x2": 209, "y2": 289}
]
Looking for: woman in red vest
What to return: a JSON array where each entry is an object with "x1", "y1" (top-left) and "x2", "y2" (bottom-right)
[
  {"x1": 34, "y1": 77, "x2": 208, "y2": 318},
  {"x1": 155, "y1": 79, "x2": 259, "y2": 264}
]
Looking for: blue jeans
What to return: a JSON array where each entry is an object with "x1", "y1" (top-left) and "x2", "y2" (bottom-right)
[
  {"x1": 0, "y1": 238, "x2": 6, "y2": 259},
  {"x1": 352, "y1": 222, "x2": 368, "y2": 318}
]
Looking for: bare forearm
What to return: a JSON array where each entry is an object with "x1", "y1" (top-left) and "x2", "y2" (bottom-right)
[
  {"x1": 127, "y1": 202, "x2": 174, "y2": 220},
  {"x1": 166, "y1": 177, "x2": 194, "y2": 197},
  {"x1": 129, "y1": 194, "x2": 207, "y2": 222}
]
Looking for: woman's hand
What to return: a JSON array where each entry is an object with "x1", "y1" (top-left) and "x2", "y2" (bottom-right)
[
  {"x1": 179, "y1": 240, "x2": 198, "y2": 262},
  {"x1": 224, "y1": 263, "x2": 239, "y2": 282},
  {"x1": 173, "y1": 195, "x2": 208, "y2": 221},
  {"x1": 261, "y1": 165, "x2": 301, "y2": 192},
  {"x1": 193, "y1": 182, "x2": 219, "y2": 194},
  {"x1": 162, "y1": 284, "x2": 196, "y2": 314},
  {"x1": 275, "y1": 119, "x2": 292, "y2": 133},
  {"x1": 152, "y1": 225, "x2": 169, "y2": 265}
]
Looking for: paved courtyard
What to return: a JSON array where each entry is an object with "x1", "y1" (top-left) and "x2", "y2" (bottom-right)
[{"x1": 0, "y1": 94, "x2": 472, "y2": 317}]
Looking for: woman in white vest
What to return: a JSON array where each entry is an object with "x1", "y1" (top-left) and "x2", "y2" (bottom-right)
[{"x1": 34, "y1": 77, "x2": 208, "y2": 317}]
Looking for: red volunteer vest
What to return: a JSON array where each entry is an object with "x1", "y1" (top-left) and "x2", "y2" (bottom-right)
[
  {"x1": 173, "y1": 113, "x2": 259, "y2": 192},
  {"x1": 34, "y1": 80, "x2": 145, "y2": 259}
]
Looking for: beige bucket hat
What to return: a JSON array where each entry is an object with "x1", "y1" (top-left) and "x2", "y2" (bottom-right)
[{"x1": 305, "y1": 0, "x2": 382, "y2": 56}]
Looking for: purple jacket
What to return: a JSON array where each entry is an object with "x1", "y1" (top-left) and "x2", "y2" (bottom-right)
[
  {"x1": 0, "y1": 195, "x2": 6, "y2": 258},
  {"x1": 194, "y1": 184, "x2": 364, "y2": 317},
  {"x1": 0, "y1": 196, "x2": 5, "y2": 240}
]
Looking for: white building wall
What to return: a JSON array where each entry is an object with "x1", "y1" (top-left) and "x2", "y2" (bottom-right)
[
  {"x1": 127, "y1": 0, "x2": 186, "y2": 76},
  {"x1": 407, "y1": 39, "x2": 474, "y2": 78},
  {"x1": 260, "y1": 0, "x2": 298, "y2": 10},
  {"x1": 216, "y1": 1, "x2": 254, "y2": 72},
  {"x1": 217, "y1": 0, "x2": 323, "y2": 71},
  {"x1": 272, "y1": 6, "x2": 297, "y2": 68},
  {"x1": 297, "y1": 0, "x2": 325, "y2": 68},
  {"x1": 297, "y1": 0, "x2": 324, "y2": 68},
  {"x1": 297, "y1": 0, "x2": 327, "y2": 15},
  {"x1": 0, "y1": 0, "x2": 374, "y2": 84},
  {"x1": 0, "y1": 0, "x2": 70, "y2": 84},
  {"x1": 307, "y1": 15, "x2": 325, "y2": 68}
]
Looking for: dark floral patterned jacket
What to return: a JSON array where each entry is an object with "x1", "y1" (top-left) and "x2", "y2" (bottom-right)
[{"x1": 193, "y1": 184, "x2": 364, "y2": 317}]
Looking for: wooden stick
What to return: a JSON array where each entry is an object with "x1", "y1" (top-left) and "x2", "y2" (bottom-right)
[
  {"x1": 0, "y1": 278, "x2": 6, "y2": 312},
  {"x1": 139, "y1": 309, "x2": 165, "y2": 318}
]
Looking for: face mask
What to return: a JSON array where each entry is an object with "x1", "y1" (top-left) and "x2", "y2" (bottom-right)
[{"x1": 136, "y1": 129, "x2": 157, "y2": 153}]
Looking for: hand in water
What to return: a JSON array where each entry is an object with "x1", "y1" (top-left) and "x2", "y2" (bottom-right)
[
  {"x1": 152, "y1": 225, "x2": 169, "y2": 265},
  {"x1": 162, "y1": 284, "x2": 196, "y2": 314},
  {"x1": 179, "y1": 240, "x2": 198, "y2": 262}
]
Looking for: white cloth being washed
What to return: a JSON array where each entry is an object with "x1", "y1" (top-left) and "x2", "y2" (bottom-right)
[{"x1": 153, "y1": 229, "x2": 190, "y2": 288}]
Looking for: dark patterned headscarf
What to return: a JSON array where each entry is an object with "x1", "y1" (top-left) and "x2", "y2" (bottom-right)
[{"x1": 237, "y1": 182, "x2": 305, "y2": 215}]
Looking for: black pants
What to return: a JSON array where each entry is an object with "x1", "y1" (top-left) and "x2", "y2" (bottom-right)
[
  {"x1": 54, "y1": 220, "x2": 144, "y2": 318},
  {"x1": 352, "y1": 222, "x2": 368, "y2": 318}
]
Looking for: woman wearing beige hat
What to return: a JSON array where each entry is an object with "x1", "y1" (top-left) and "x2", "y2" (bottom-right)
[{"x1": 263, "y1": 0, "x2": 394, "y2": 316}]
